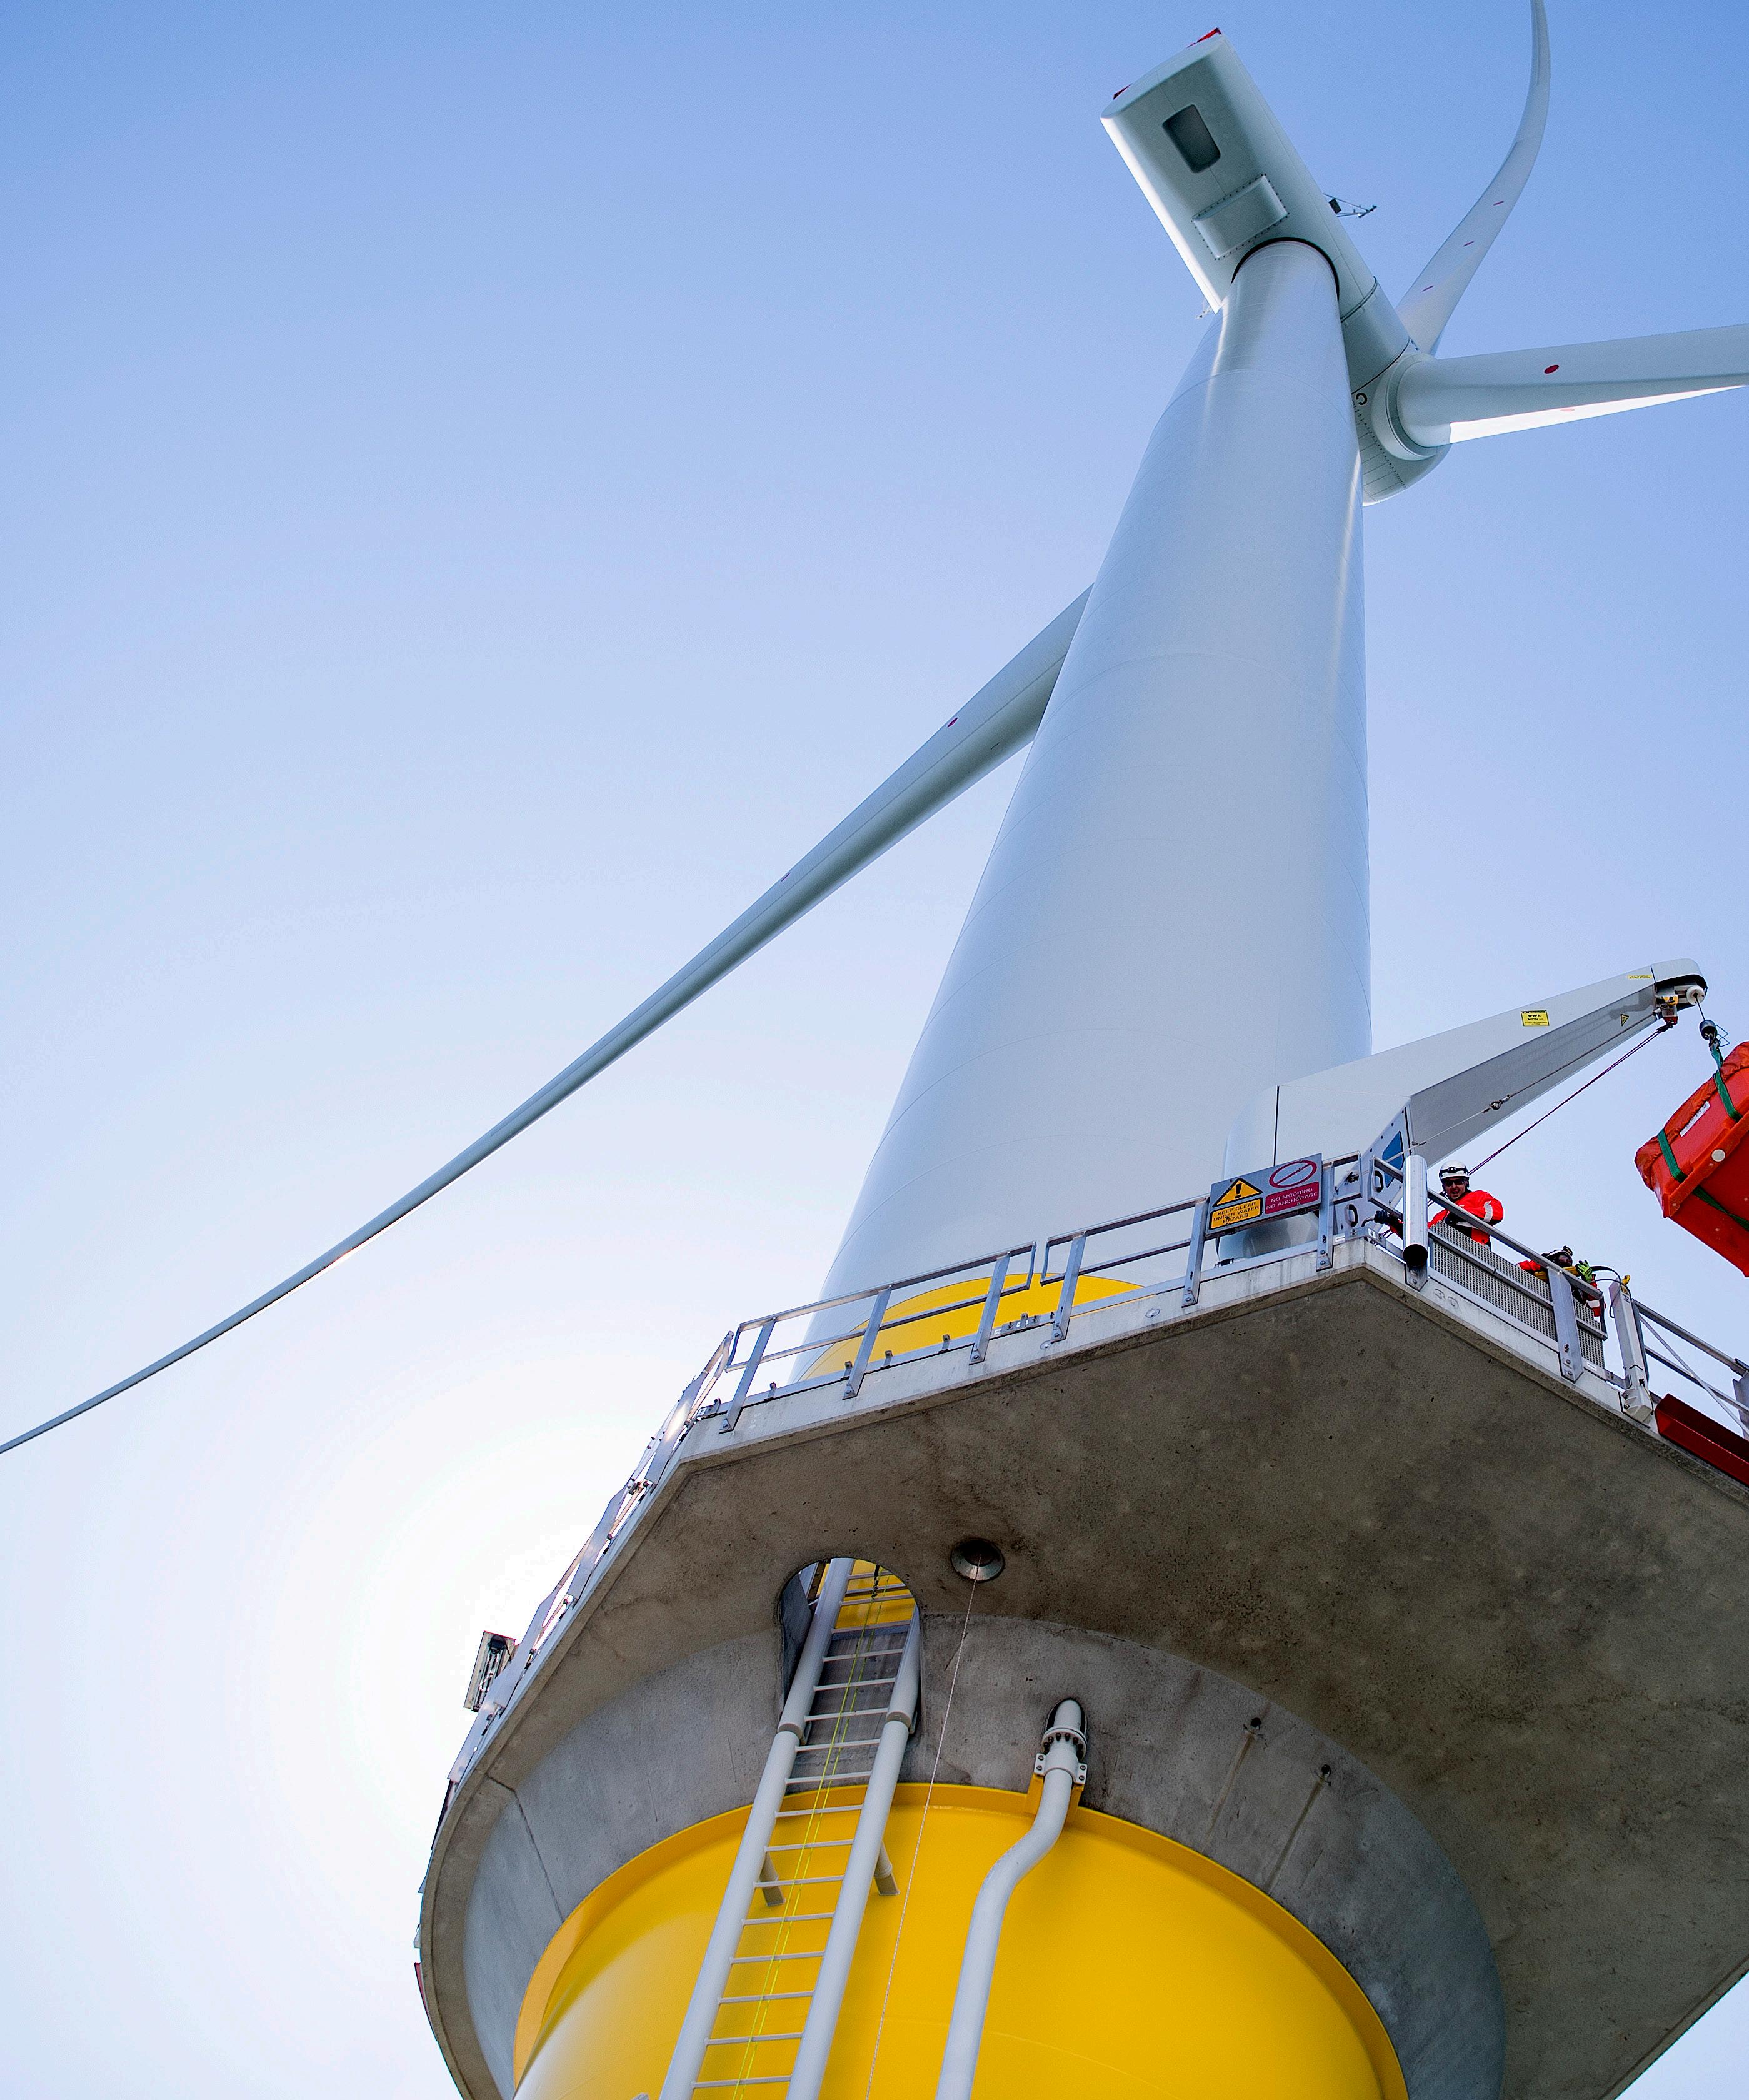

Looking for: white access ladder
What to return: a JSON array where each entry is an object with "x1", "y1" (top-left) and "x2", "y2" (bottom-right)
[{"x1": 659, "y1": 1559, "x2": 921, "y2": 2099}]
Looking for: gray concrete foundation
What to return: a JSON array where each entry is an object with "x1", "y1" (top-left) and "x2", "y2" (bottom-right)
[{"x1": 422, "y1": 1247, "x2": 1749, "y2": 2100}]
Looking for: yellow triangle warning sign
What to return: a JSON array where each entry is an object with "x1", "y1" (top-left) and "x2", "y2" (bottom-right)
[{"x1": 1213, "y1": 1178, "x2": 1261, "y2": 1207}]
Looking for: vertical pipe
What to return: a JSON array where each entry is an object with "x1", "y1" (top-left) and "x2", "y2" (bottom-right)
[
  {"x1": 933, "y1": 1699, "x2": 1087, "y2": 2100},
  {"x1": 658, "y1": 1559, "x2": 854, "y2": 2100},
  {"x1": 1403, "y1": 1154, "x2": 1430, "y2": 1285},
  {"x1": 1610, "y1": 1281, "x2": 1655, "y2": 1425},
  {"x1": 784, "y1": 1615, "x2": 922, "y2": 2100}
]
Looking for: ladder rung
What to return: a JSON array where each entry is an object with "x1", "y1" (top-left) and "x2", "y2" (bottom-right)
[
  {"x1": 693, "y1": 2079, "x2": 794, "y2": 2089},
  {"x1": 738, "y1": 1909, "x2": 838, "y2": 1922},
  {"x1": 728, "y1": 1949, "x2": 826, "y2": 1963},
  {"x1": 765, "y1": 1839, "x2": 851, "y2": 1852},
  {"x1": 773, "y1": 1806, "x2": 861, "y2": 1820},
  {"x1": 797, "y1": 1734, "x2": 885, "y2": 1750},
  {"x1": 720, "y1": 1991, "x2": 814, "y2": 2002},
  {"x1": 784, "y1": 1774, "x2": 873, "y2": 1789},
  {"x1": 749, "y1": 1873, "x2": 844, "y2": 1889},
  {"x1": 706, "y1": 2031, "x2": 806, "y2": 2046}
]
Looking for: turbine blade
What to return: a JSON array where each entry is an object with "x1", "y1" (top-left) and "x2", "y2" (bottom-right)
[
  {"x1": 1396, "y1": 324, "x2": 1749, "y2": 445},
  {"x1": 1398, "y1": 0, "x2": 1550, "y2": 352},
  {"x1": 1, "y1": 592, "x2": 1088, "y2": 1457}
]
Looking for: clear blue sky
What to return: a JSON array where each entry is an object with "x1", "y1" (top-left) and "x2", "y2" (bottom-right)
[{"x1": 3, "y1": 3, "x2": 1745, "y2": 2094}]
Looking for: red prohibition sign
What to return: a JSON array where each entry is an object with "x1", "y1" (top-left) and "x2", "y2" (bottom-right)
[{"x1": 1267, "y1": 1158, "x2": 1320, "y2": 1191}]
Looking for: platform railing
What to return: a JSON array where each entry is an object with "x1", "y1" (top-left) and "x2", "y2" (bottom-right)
[{"x1": 438, "y1": 1153, "x2": 1748, "y2": 1815}]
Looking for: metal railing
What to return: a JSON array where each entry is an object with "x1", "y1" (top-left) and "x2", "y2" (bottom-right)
[{"x1": 438, "y1": 1152, "x2": 1748, "y2": 1816}]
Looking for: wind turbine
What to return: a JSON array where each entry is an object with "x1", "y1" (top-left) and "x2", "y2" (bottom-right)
[
  {"x1": 16, "y1": 11, "x2": 1749, "y2": 2100},
  {"x1": 420, "y1": 17, "x2": 1749, "y2": 2100},
  {"x1": 818, "y1": 2, "x2": 1749, "y2": 1297},
  {"x1": 11, "y1": 0, "x2": 1740, "y2": 1459}
]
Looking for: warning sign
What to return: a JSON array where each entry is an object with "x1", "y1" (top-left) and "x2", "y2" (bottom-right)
[
  {"x1": 1521, "y1": 1008, "x2": 1550, "y2": 1027},
  {"x1": 1209, "y1": 1157, "x2": 1325, "y2": 1233},
  {"x1": 1208, "y1": 1177, "x2": 1263, "y2": 1230}
]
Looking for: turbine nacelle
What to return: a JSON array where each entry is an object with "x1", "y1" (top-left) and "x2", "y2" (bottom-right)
[
  {"x1": 1102, "y1": 34, "x2": 1408, "y2": 401},
  {"x1": 1106, "y1": 4, "x2": 1749, "y2": 503}
]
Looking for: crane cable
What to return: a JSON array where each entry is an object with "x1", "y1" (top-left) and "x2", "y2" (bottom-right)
[{"x1": 1466, "y1": 1020, "x2": 1671, "y2": 1177}]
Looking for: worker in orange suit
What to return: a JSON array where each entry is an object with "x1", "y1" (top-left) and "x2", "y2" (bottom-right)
[{"x1": 1431, "y1": 1164, "x2": 1503, "y2": 1245}]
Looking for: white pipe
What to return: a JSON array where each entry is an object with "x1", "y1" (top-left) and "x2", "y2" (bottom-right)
[
  {"x1": 658, "y1": 1559, "x2": 854, "y2": 2100},
  {"x1": 1403, "y1": 1152, "x2": 1429, "y2": 1285},
  {"x1": 933, "y1": 1698, "x2": 1085, "y2": 2100},
  {"x1": 785, "y1": 1614, "x2": 922, "y2": 2100}
]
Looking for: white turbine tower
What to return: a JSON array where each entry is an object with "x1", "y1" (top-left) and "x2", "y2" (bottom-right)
[
  {"x1": 820, "y1": 4, "x2": 1743, "y2": 1295},
  {"x1": 8, "y1": 0, "x2": 1746, "y2": 1452},
  {"x1": 23, "y1": 17, "x2": 1749, "y2": 2100}
]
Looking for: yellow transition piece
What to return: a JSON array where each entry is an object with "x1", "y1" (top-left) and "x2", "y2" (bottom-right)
[
  {"x1": 512, "y1": 1784, "x2": 1406, "y2": 2099},
  {"x1": 803, "y1": 1269, "x2": 1137, "y2": 1381}
]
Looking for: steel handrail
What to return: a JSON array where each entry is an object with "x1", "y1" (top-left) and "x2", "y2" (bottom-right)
[
  {"x1": 1630, "y1": 1298, "x2": 1749, "y2": 1377},
  {"x1": 1415, "y1": 1208, "x2": 1606, "y2": 1309},
  {"x1": 720, "y1": 1243, "x2": 1040, "y2": 1363},
  {"x1": 741, "y1": 1275, "x2": 1040, "y2": 1369},
  {"x1": 1643, "y1": 1342, "x2": 1740, "y2": 1409},
  {"x1": 1428, "y1": 1225, "x2": 1605, "y2": 1323},
  {"x1": 441, "y1": 1154, "x2": 1745, "y2": 1816}
]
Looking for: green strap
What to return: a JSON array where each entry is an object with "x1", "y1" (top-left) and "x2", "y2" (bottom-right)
[
  {"x1": 1694, "y1": 1185, "x2": 1749, "y2": 1235},
  {"x1": 1708, "y1": 1037, "x2": 1741, "y2": 1120},
  {"x1": 1658, "y1": 1129, "x2": 1684, "y2": 1181}
]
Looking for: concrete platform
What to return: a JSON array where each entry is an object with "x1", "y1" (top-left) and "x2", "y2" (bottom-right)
[{"x1": 420, "y1": 1240, "x2": 1749, "y2": 2100}]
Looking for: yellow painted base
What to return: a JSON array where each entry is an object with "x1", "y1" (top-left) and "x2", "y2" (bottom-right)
[
  {"x1": 804, "y1": 1269, "x2": 1136, "y2": 1381},
  {"x1": 513, "y1": 1784, "x2": 1407, "y2": 2099}
]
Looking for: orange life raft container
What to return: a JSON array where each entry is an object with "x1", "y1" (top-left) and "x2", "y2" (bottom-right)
[{"x1": 1636, "y1": 1042, "x2": 1749, "y2": 1277}]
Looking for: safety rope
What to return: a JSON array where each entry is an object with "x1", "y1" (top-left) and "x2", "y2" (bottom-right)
[{"x1": 860, "y1": 1579, "x2": 980, "y2": 2099}]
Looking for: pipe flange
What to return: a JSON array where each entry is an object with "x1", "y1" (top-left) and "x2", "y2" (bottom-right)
[{"x1": 1035, "y1": 1722, "x2": 1089, "y2": 1781}]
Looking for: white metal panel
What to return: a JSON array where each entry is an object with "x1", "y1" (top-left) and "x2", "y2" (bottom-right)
[
  {"x1": 1225, "y1": 960, "x2": 1704, "y2": 1172},
  {"x1": 1102, "y1": 32, "x2": 1408, "y2": 391}
]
